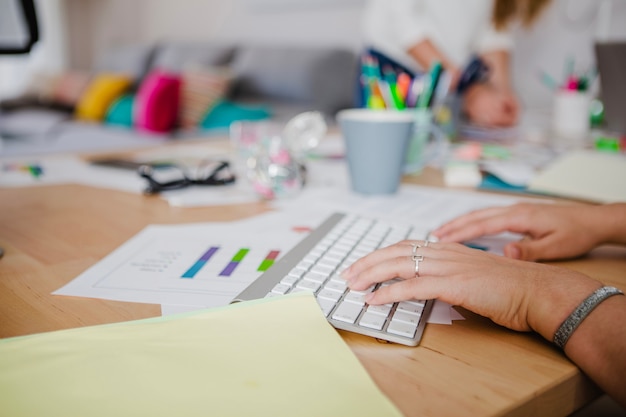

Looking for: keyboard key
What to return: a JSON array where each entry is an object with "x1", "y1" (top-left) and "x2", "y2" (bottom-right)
[
  {"x1": 303, "y1": 271, "x2": 327, "y2": 283},
  {"x1": 332, "y1": 301, "x2": 363, "y2": 324},
  {"x1": 359, "y1": 311, "x2": 387, "y2": 330},
  {"x1": 366, "y1": 304, "x2": 393, "y2": 316},
  {"x1": 324, "y1": 280, "x2": 347, "y2": 293},
  {"x1": 310, "y1": 264, "x2": 335, "y2": 276},
  {"x1": 345, "y1": 254, "x2": 361, "y2": 264},
  {"x1": 280, "y1": 275, "x2": 299, "y2": 286},
  {"x1": 392, "y1": 310, "x2": 421, "y2": 326},
  {"x1": 296, "y1": 260, "x2": 313, "y2": 270},
  {"x1": 334, "y1": 242, "x2": 355, "y2": 252},
  {"x1": 343, "y1": 290, "x2": 367, "y2": 306},
  {"x1": 302, "y1": 255, "x2": 318, "y2": 265},
  {"x1": 271, "y1": 283, "x2": 291, "y2": 295},
  {"x1": 288, "y1": 267, "x2": 307, "y2": 279},
  {"x1": 352, "y1": 248, "x2": 372, "y2": 258},
  {"x1": 317, "y1": 288, "x2": 342, "y2": 303},
  {"x1": 316, "y1": 298, "x2": 336, "y2": 317},
  {"x1": 387, "y1": 320, "x2": 418, "y2": 338},
  {"x1": 296, "y1": 279, "x2": 322, "y2": 292},
  {"x1": 309, "y1": 247, "x2": 326, "y2": 257},
  {"x1": 407, "y1": 299, "x2": 426, "y2": 307},
  {"x1": 396, "y1": 301, "x2": 424, "y2": 315},
  {"x1": 318, "y1": 256, "x2": 341, "y2": 269}
]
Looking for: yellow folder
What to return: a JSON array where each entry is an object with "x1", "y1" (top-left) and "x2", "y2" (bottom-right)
[{"x1": 0, "y1": 293, "x2": 401, "y2": 417}]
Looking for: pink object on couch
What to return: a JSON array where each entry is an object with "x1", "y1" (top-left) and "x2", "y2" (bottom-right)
[{"x1": 134, "y1": 71, "x2": 181, "y2": 133}]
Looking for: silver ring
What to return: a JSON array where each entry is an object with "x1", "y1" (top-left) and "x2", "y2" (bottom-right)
[
  {"x1": 423, "y1": 240, "x2": 430, "y2": 247},
  {"x1": 412, "y1": 254, "x2": 424, "y2": 277},
  {"x1": 411, "y1": 242, "x2": 420, "y2": 255}
]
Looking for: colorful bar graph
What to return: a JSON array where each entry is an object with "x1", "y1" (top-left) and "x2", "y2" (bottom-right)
[
  {"x1": 219, "y1": 248, "x2": 250, "y2": 277},
  {"x1": 257, "y1": 250, "x2": 280, "y2": 272},
  {"x1": 181, "y1": 246, "x2": 219, "y2": 278}
]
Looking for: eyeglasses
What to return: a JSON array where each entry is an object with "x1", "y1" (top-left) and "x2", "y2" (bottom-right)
[{"x1": 138, "y1": 160, "x2": 236, "y2": 195}]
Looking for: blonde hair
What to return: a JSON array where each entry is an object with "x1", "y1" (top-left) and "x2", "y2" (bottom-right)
[{"x1": 493, "y1": 0, "x2": 553, "y2": 30}]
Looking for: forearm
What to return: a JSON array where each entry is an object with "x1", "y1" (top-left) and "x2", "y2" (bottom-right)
[
  {"x1": 407, "y1": 39, "x2": 460, "y2": 79},
  {"x1": 528, "y1": 268, "x2": 602, "y2": 344},
  {"x1": 528, "y1": 271, "x2": 626, "y2": 408},
  {"x1": 564, "y1": 295, "x2": 626, "y2": 408}
]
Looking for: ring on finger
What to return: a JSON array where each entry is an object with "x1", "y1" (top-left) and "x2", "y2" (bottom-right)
[{"x1": 412, "y1": 254, "x2": 424, "y2": 278}]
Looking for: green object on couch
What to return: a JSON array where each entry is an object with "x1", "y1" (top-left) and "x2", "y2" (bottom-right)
[
  {"x1": 200, "y1": 100, "x2": 271, "y2": 131},
  {"x1": 105, "y1": 94, "x2": 135, "y2": 127}
]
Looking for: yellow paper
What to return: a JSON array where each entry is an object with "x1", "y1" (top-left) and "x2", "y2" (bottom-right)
[{"x1": 0, "y1": 293, "x2": 401, "y2": 417}]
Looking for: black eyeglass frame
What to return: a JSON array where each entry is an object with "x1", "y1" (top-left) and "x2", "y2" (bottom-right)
[{"x1": 138, "y1": 160, "x2": 236, "y2": 195}]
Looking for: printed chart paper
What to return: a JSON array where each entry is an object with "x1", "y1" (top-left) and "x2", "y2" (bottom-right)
[{"x1": 54, "y1": 209, "x2": 332, "y2": 307}]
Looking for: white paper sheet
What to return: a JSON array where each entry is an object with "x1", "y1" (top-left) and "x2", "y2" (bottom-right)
[
  {"x1": 0, "y1": 156, "x2": 87, "y2": 187},
  {"x1": 0, "y1": 154, "x2": 146, "y2": 192},
  {"x1": 53, "y1": 209, "x2": 333, "y2": 307}
]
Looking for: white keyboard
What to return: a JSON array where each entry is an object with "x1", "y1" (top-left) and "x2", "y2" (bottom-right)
[{"x1": 233, "y1": 212, "x2": 433, "y2": 346}]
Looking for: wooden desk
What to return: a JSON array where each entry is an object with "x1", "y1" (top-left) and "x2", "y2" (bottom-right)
[{"x1": 1, "y1": 156, "x2": 624, "y2": 417}]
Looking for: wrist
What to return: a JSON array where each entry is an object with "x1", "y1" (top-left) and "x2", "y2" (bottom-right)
[
  {"x1": 527, "y1": 266, "x2": 602, "y2": 342},
  {"x1": 596, "y1": 203, "x2": 626, "y2": 245},
  {"x1": 553, "y1": 286, "x2": 624, "y2": 348}
]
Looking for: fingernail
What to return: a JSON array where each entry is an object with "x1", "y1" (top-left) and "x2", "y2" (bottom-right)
[
  {"x1": 427, "y1": 233, "x2": 440, "y2": 243},
  {"x1": 364, "y1": 293, "x2": 374, "y2": 303}
]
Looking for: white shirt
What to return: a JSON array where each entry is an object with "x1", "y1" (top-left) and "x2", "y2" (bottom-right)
[{"x1": 362, "y1": 0, "x2": 514, "y2": 72}]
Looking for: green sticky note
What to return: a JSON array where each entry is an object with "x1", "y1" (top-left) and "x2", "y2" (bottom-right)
[{"x1": 595, "y1": 137, "x2": 620, "y2": 153}]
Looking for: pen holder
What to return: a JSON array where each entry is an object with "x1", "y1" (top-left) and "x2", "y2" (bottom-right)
[
  {"x1": 404, "y1": 109, "x2": 448, "y2": 175},
  {"x1": 552, "y1": 90, "x2": 591, "y2": 143}
]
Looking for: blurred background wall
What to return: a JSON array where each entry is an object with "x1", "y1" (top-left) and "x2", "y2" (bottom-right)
[{"x1": 2, "y1": 0, "x2": 626, "y2": 109}]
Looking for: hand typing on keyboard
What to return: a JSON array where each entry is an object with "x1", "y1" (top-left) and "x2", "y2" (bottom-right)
[
  {"x1": 342, "y1": 238, "x2": 579, "y2": 333},
  {"x1": 431, "y1": 203, "x2": 617, "y2": 262},
  {"x1": 342, "y1": 202, "x2": 626, "y2": 409}
]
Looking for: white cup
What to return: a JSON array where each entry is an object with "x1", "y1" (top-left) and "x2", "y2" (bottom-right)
[{"x1": 552, "y1": 90, "x2": 591, "y2": 141}]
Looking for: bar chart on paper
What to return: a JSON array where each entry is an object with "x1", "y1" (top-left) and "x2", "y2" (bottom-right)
[
  {"x1": 180, "y1": 246, "x2": 279, "y2": 278},
  {"x1": 90, "y1": 237, "x2": 283, "y2": 304},
  {"x1": 52, "y1": 205, "x2": 335, "y2": 310},
  {"x1": 52, "y1": 221, "x2": 307, "y2": 308}
]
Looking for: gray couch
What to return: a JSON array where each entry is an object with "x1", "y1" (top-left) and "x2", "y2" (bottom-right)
[{"x1": 0, "y1": 42, "x2": 358, "y2": 157}]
